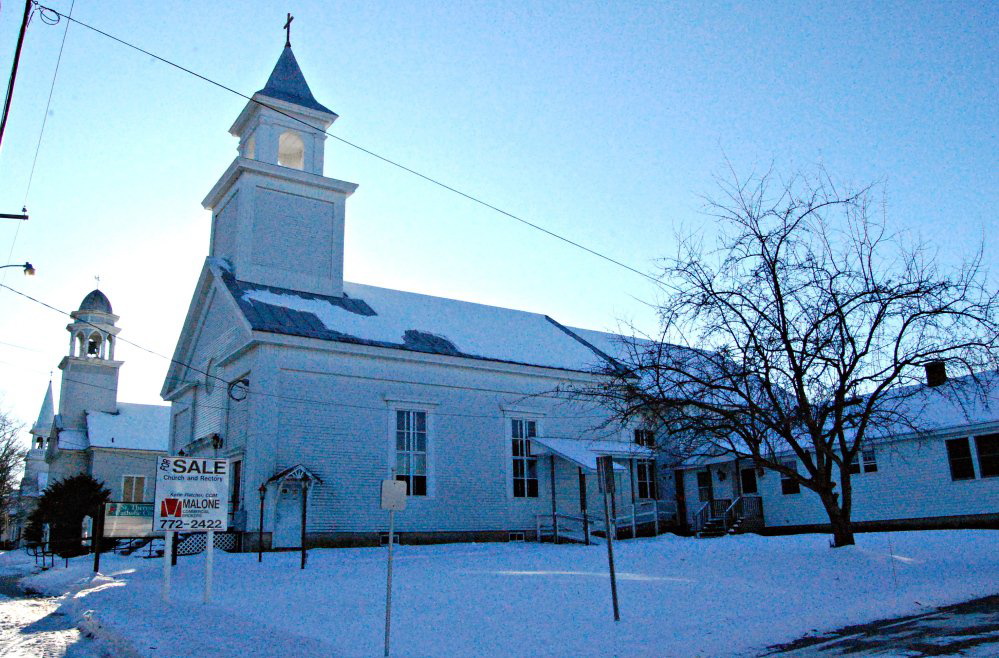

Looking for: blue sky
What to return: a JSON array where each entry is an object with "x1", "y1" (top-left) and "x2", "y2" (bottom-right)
[{"x1": 0, "y1": 1, "x2": 995, "y2": 434}]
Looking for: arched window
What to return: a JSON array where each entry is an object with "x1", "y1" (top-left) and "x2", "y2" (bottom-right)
[
  {"x1": 87, "y1": 332, "x2": 103, "y2": 358},
  {"x1": 278, "y1": 130, "x2": 305, "y2": 169},
  {"x1": 75, "y1": 332, "x2": 87, "y2": 358}
]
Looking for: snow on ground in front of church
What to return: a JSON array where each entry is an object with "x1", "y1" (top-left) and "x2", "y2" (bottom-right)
[{"x1": 3, "y1": 530, "x2": 997, "y2": 657}]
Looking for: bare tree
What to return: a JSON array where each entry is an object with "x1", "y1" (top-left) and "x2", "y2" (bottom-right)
[
  {"x1": 0, "y1": 410, "x2": 27, "y2": 539},
  {"x1": 588, "y1": 168, "x2": 999, "y2": 547}
]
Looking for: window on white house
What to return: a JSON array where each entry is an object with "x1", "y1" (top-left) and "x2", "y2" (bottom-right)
[
  {"x1": 511, "y1": 419, "x2": 538, "y2": 498},
  {"x1": 634, "y1": 429, "x2": 656, "y2": 448},
  {"x1": 122, "y1": 476, "x2": 146, "y2": 503},
  {"x1": 780, "y1": 461, "x2": 800, "y2": 495},
  {"x1": 974, "y1": 434, "x2": 999, "y2": 478},
  {"x1": 396, "y1": 410, "x2": 428, "y2": 496},
  {"x1": 636, "y1": 459, "x2": 657, "y2": 499},
  {"x1": 946, "y1": 438, "x2": 976, "y2": 481},
  {"x1": 696, "y1": 470, "x2": 713, "y2": 502},
  {"x1": 848, "y1": 447, "x2": 878, "y2": 474}
]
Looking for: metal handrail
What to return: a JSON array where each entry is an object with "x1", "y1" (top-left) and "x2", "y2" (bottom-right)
[{"x1": 693, "y1": 501, "x2": 711, "y2": 532}]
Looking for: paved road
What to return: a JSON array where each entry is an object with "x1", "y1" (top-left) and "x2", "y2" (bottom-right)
[
  {"x1": 0, "y1": 576, "x2": 99, "y2": 658},
  {"x1": 764, "y1": 594, "x2": 999, "y2": 656}
]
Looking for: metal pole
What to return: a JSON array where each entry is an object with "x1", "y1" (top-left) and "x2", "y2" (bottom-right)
[
  {"x1": 578, "y1": 468, "x2": 589, "y2": 546},
  {"x1": 258, "y1": 485, "x2": 265, "y2": 562},
  {"x1": 0, "y1": 0, "x2": 32, "y2": 151},
  {"x1": 602, "y1": 488, "x2": 621, "y2": 622},
  {"x1": 92, "y1": 503, "x2": 104, "y2": 573},
  {"x1": 204, "y1": 530, "x2": 214, "y2": 603},
  {"x1": 549, "y1": 456, "x2": 558, "y2": 544},
  {"x1": 162, "y1": 531, "x2": 173, "y2": 602},
  {"x1": 630, "y1": 458, "x2": 637, "y2": 539},
  {"x1": 610, "y1": 471, "x2": 618, "y2": 541},
  {"x1": 300, "y1": 481, "x2": 308, "y2": 570},
  {"x1": 384, "y1": 508, "x2": 395, "y2": 657}
]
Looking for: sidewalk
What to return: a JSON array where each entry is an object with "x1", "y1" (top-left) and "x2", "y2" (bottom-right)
[{"x1": 764, "y1": 594, "x2": 999, "y2": 656}]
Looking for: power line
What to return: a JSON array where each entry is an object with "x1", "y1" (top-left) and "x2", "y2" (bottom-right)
[
  {"x1": 22, "y1": 0, "x2": 75, "y2": 206},
  {"x1": 32, "y1": 4, "x2": 663, "y2": 288}
]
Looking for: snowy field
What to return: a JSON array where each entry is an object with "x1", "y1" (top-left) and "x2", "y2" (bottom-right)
[{"x1": 1, "y1": 530, "x2": 996, "y2": 657}]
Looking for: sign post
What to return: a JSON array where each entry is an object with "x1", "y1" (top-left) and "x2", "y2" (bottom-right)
[
  {"x1": 597, "y1": 456, "x2": 621, "y2": 622},
  {"x1": 153, "y1": 456, "x2": 230, "y2": 603},
  {"x1": 162, "y1": 530, "x2": 173, "y2": 602},
  {"x1": 381, "y1": 477, "x2": 407, "y2": 657}
]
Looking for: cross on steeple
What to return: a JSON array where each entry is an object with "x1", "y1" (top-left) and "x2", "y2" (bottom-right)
[
  {"x1": 94, "y1": 275, "x2": 100, "y2": 289},
  {"x1": 284, "y1": 13, "x2": 294, "y2": 47}
]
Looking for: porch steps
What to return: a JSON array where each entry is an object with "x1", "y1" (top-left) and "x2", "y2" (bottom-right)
[{"x1": 696, "y1": 518, "x2": 728, "y2": 539}]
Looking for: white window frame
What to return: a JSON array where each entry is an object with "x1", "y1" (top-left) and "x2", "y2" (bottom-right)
[
  {"x1": 780, "y1": 460, "x2": 800, "y2": 495},
  {"x1": 636, "y1": 459, "x2": 658, "y2": 499},
  {"x1": 848, "y1": 446, "x2": 879, "y2": 475},
  {"x1": 385, "y1": 399, "x2": 437, "y2": 498},
  {"x1": 501, "y1": 408, "x2": 544, "y2": 500},
  {"x1": 122, "y1": 475, "x2": 146, "y2": 503}
]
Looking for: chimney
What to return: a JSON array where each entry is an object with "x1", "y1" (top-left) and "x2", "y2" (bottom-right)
[{"x1": 925, "y1": 360, "x2": 948, "y2": 387}]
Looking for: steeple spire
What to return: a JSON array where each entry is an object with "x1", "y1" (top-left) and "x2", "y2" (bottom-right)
[{"x1": 256, "y1": 45, "x2": 334, "y2": 115}]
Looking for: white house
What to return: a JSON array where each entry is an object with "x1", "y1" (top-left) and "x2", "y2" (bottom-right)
[
  {"x1": 162, "y1": 43, "x2": 670, "y2": 549},
  {"x1": 14, "y1": 288, "x2": 170, "y2": 542},
  {"x1": 675, "y1": 365, "x2": 999, "y2": 537}
]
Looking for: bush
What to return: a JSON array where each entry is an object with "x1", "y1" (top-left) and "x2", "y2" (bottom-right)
[{"x1": 25, "y1": 474, "x2": 110, "y2": 557}]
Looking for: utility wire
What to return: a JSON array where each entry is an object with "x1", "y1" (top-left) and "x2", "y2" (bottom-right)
[
  {"x1": 32, "y1": 4, "x2": 663, "y2": 288},
  {"x1": 22, "y1": 0, "x2": 74, "y2": 205}
]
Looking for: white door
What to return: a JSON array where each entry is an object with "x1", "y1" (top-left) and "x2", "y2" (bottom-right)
[{"x1": 273, "y1": 482, "x2": 302, "y2": 548}]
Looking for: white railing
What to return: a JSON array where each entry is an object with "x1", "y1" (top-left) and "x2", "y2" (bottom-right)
[{"x1": 536, "y1": 499, "x2": 678, "y2": 544}]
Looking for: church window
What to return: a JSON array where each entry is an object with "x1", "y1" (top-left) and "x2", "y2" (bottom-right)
[
  {"x1": 278, "y1": 130, "x2": 305, "y2": 169},
  {"x1": 511, "y1": 419, "x2": 539, "y2": 498},
  {"x1": 122, "y1": 475, "x2": 146, "y2": 503},
  {"x1": 395, "y1": 410, "x2": 428, "y2": 496}
]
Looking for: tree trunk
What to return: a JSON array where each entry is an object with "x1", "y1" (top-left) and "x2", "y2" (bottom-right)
[{"x1": 818, "y1": 491, "x2": 855, "y2": 547}]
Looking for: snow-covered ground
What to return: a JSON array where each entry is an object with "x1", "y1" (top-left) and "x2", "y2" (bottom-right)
[{"x1": 1, "y1": 530, "x2": 996, "y2": 657}]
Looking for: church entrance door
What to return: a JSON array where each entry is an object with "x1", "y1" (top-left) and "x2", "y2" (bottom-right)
[{"x1": 273, "y1": 481, "x2": 303, "y2": 548}]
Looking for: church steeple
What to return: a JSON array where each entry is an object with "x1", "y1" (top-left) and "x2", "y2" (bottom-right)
[
  {"x1": 202, "y1": 33, "x2": 358, "y2": 298},
  {"x1": 230, "y1": 42, "x2": 338, "y2": 175},
  {"x1": 58, "y1": 289, "x2": 122, "y2": 429}
]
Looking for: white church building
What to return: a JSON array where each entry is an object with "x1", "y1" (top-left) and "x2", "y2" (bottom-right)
[{"x1": 162, "y1": 44, "x2": 664, "y2": 549}]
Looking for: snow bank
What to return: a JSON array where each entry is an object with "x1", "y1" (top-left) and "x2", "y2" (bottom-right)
[{"x1": 12, "y1": 530, "x2": 999, "y2": 656}]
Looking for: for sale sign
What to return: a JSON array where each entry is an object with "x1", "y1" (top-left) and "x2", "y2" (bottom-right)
[{"x1": 153, "y1": 457, "x2": 230, "y2": 532}]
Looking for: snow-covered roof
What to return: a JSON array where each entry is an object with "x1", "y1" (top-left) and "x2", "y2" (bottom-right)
[
  {"x1": 531, "y1": 437, "x2": 651, "y2": 471},
  {"x1": 86, "y1": 403, "x2": 171, "y2": 452},
  {"x1": 863, "y1": 370, "x2": 999, "y2": 439},
  {"x1": 56, "y1": 429, "x2": 88, "y2": 451},
  {"x1": 220, "y1": 266, "x2": 629, "y2": 373}
]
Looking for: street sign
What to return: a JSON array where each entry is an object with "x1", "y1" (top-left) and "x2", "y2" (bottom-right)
[
  {"x1": 381, "y1": 479, "x2": 407, "y2": 511},
  {"x1": 105, "y1": 502, "x2": 157, "y2": 537},
  {"x1": 153, "y1": 457, "x2": 230, "y2": 532}
]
